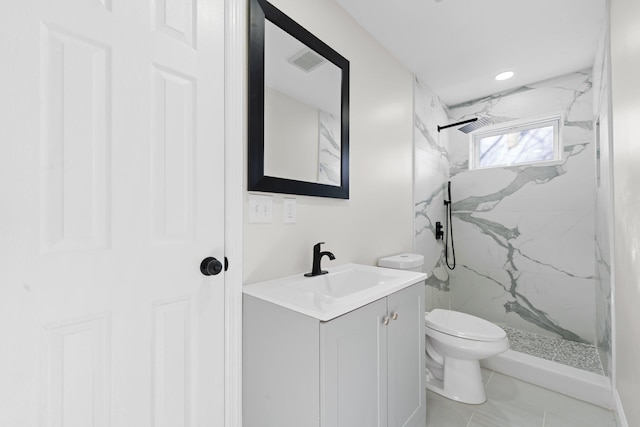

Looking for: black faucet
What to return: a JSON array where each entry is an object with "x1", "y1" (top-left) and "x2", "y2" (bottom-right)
[{"x1": 304, "y1": 242, "x2": 335, "y2": 277}]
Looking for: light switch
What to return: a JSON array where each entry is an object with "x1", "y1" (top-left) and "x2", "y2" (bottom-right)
[
  {"x1": 283, "y1": 198, "x2": 296, "y2": 224},
  {"x1": 249, "y1": 194, "x2": 273, "y2": 223}
]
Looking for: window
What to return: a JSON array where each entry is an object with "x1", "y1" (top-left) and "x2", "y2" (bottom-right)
[{"x1": 469, "y1": 115, "x2": 562, "y2": 170}]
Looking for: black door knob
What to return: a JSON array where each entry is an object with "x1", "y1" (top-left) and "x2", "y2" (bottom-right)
[{"x1": 200, "y1": 257, "x2": 223, "y2": 276}]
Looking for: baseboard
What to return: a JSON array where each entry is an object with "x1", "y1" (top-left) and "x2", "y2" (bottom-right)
[
  {"x1": 613, "y1": 388, "x2": 629, "y2": 427},
  {"x1": 481, "y1": 349, "x2": 612, "y2": 409}
]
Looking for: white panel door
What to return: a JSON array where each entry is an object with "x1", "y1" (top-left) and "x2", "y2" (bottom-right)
[{"x1": 0, "y1": 0, "x2": 225, "y2": 426}]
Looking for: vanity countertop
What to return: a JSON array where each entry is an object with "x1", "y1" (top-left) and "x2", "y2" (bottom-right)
[{"x1": 243, "y1": 263, "x2": 427, "y2": 321}]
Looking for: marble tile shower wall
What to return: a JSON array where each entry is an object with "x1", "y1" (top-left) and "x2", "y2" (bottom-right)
[
  {"x1": 413, "y1": 78, "x2": 452, "y2": 311},
  {"x1": 414, "y1": 72, "x2": 605, "y2": 353},
  {"x1": 592, "y1": 29, "x2": 613, "y2": 378},
  {"x1": 445, "y1": 72, "x2": 597, "y2": 344}
]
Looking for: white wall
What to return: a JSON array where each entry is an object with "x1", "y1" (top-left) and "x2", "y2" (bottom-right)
[
  {"x1": 264, "y1": 87, "x2": 318, "y2": 182},
  {"x1": 610, "y1": 0, "x2": 640, "y2": 424},
  {"x1": 244, "y1": 0, "x2": 415, "y2": 283}
]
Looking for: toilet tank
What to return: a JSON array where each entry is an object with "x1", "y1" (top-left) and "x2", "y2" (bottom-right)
[{"x1": 378, "y1": 253, "x2": 424, "y2": 272}]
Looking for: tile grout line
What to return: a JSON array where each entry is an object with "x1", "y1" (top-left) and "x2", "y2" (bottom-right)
[
  {"x1": 485, "y1": 369, "x2": 495, "y2": 386},
  {"x1": 465, "y1": 412, "x2": 474, "y2": 427}
]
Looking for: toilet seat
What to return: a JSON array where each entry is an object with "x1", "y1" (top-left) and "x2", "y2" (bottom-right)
[{"x1": 426, "y1": 309, "x2": 506, "y2": 342}]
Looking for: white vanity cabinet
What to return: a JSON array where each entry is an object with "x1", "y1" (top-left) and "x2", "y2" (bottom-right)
[{"x1": 243, "y1": 282, "x2": 426, "y2": 427}]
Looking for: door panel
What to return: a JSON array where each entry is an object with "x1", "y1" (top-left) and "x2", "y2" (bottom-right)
[
  {"x1": 0, "y1": 1, "x2": 225, "y2": 425},
  {"x1": 41, "y1": 25, "x2": 111, "y2": 253}
]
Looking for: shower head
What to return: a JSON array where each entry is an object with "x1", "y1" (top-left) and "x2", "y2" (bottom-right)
[
  {"x1": 437, "y1": 117, "x2": 492, "y2": 133},
  {"x1": 457, "y1": 117, "x2": 492, "y2": 134}
]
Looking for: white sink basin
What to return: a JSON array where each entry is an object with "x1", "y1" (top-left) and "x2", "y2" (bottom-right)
[
  {"x1": 290, "y1": 268, "x2": 395, "y2": 298},
  {"x1": 243, "y1": 263, "x2": 427, "y2": 321}
]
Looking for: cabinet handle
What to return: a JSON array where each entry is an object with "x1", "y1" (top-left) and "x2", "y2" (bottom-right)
[
  {"x1": 383, "y1": 316, "x2": 390, "y2": 326},
  {"x1": 391, "y1": 312, "x2": 398, "y2": 321}
]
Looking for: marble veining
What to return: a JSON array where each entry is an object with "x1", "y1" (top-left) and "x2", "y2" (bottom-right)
[
  {"x1": 317, "y1": 111, "x2": 340, "y2": 185},
  {"x1": 448, "y1": 72, "x2": 596, "y2": 344},
  {"x1": 448, "y1": 142, "x2": 595, "y2": 343},
  {"x1": 448, "y1": 85, "x2": 535, "y2": 110},
  {"x1": 450, "y1": 73, "x2": 595, "y2": 343},
  {"x1": 415, "y1": 71, "x2": 601, "y2": 347},
  {"x1": 415, "y1": 116, "x2": 448, "y2": 160},
  {"x1": 592, "y1": 29, "x2": 613, "y2": 378},
  {"x1": 413, "y1": 78, "x2": 451, "y2": 299}
]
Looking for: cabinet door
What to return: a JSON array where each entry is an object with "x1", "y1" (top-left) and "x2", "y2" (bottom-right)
[
  {"x1": 243, "y1": 296, "x2": 320, "y2": 427},
  {"x1": 321, "y1": 298, "x2": 388, "y2": 427},
  {"x1": 387, "y1": 284, "x2": 426, "y2": 427}
]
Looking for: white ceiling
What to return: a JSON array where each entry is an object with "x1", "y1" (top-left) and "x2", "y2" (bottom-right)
[{"x1": 333, "y1": 0, "x2": 606, "y2": 107}]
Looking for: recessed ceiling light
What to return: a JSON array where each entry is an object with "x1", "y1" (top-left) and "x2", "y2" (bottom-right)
[{"x1": 495, "y1": 71, "x2": 514, "y2": 81}]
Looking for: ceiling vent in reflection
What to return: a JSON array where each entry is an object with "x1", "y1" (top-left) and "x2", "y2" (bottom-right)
[{"x1": 287, "y1": 48, "x2": 326, "y2": 73}]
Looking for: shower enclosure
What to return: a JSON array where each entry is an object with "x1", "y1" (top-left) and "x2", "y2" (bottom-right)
[{"x1": 413, "y1": 72, "x2": 611, "y2": 387}]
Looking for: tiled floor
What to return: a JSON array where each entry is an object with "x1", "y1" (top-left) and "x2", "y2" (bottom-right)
[
  {"x1": 425, "y1": 369, "x2": 618, "y2": 427},
  {"x1": 502, "y1": 326, "x2": 604, "y2": 375}
]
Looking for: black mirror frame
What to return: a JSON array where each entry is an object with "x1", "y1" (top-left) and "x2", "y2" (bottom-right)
[{"x1": 248, "y1": 0, "x2": 350, "y2": 199}]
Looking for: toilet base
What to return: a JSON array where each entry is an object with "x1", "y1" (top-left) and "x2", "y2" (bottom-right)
[{"x1": 425, "y1": 357, "x2": 486, "y2": 404}]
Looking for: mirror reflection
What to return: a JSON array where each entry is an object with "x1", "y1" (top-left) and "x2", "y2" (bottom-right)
[
  {"x1": 264, "y1": 21, "x2": 342, "y2": 186},
  {"x1": 248, "y1": 0, "x2": 349, "y2": 199}
]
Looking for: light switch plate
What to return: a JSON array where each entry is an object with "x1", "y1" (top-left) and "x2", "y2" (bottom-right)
[
  {"x1": 283, "y1": 198, "x2": 296, "y2": 224},
  {"x1": 249, "y1": 194, "x2": 273, "y2": 223}
]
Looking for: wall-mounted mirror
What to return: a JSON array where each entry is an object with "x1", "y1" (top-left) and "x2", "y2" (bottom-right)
[{"x1": 248, "y1": 0, "x2": 350, "y2": 199}]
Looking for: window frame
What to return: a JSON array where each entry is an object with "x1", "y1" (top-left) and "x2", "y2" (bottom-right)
[{"x1": 468, "y1": 114, "x2": 564, "y2": 170}]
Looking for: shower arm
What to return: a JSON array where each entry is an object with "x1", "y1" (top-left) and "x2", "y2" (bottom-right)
[{"x1": 437, "y1": 118, "x2": 478, "y2": 133}]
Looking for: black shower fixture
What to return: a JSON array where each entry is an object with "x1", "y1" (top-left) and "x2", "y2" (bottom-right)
[
  {"x1": 437, "y1": 117, "x2": 492, "y2": 134},
  {"x1": 435, "y1": 221, "x2": 443, "y2": 240},
  {"x1": 437, "y1": 118, "x2": 477, "y2": 132},
  {"x1": 443, "y1": 181, "x2": 456, "y2": 270}
]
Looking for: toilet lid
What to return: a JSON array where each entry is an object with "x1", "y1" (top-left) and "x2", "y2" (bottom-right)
[{"x1": 426, "y1": 309, "x2": 506, "y2": 342}]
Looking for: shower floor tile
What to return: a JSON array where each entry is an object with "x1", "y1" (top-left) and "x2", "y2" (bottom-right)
[
  {"x1": 425, "y1": 370, "x2": 618, "y2": 427},
  {"x1": 502, "y1": 326, "x2": 604, "y2": 375}
]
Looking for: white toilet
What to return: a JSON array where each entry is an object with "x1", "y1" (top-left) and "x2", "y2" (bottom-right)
[
  {"x1": 425, "y1": 309, "x2": 508, "y2": 404},
  {"x1": 378, "y1": 253, "x2": 509, "y2": 405}
]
